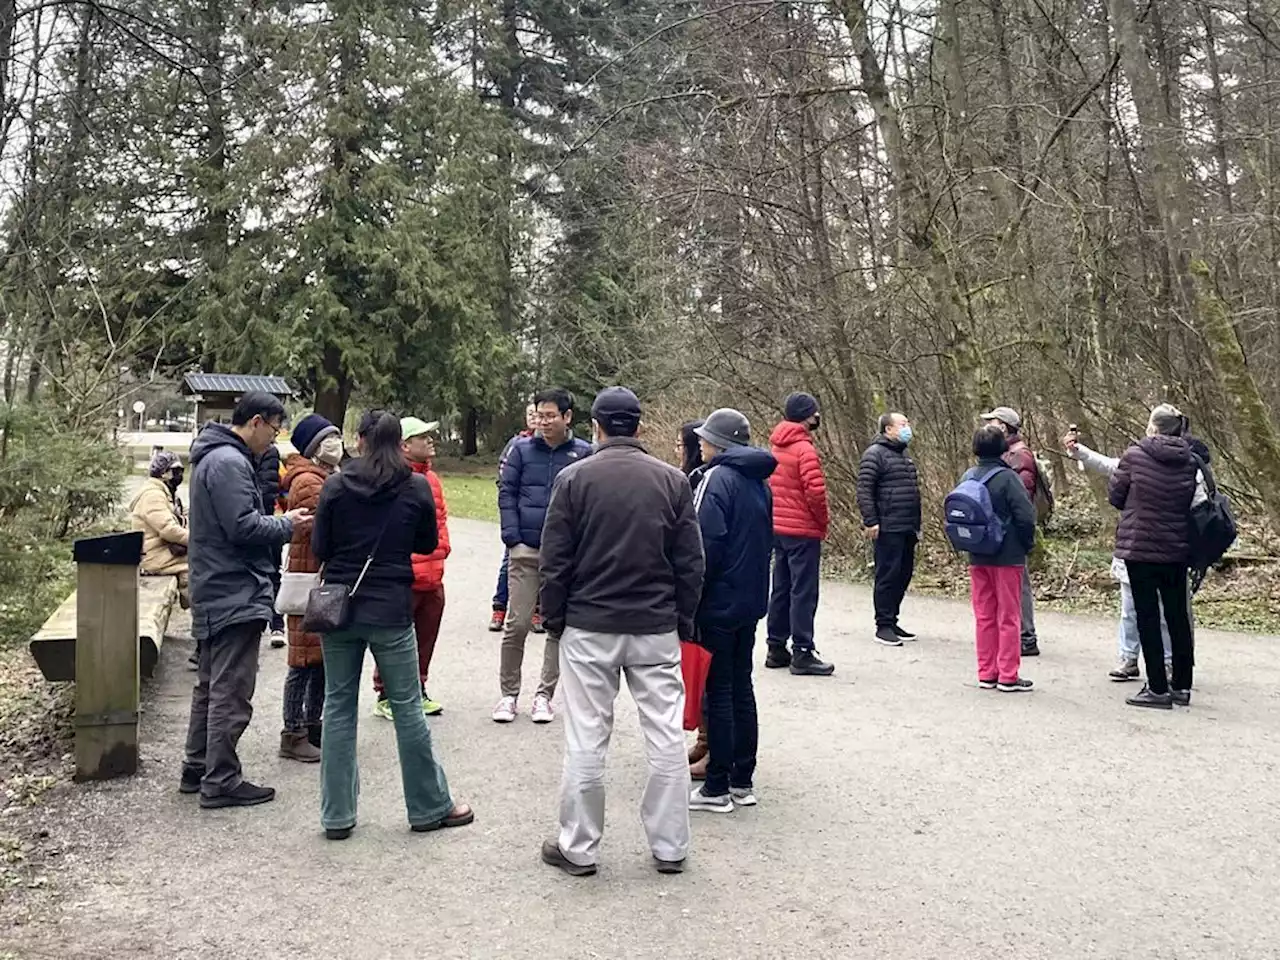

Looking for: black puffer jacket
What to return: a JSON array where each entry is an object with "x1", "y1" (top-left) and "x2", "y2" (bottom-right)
[
  {"x1": 257, "y1": 444, "x2": 281, "y2": 516},
  {"x1": 856, "y1": 436, "x2": 921, "y2": 533},
  {"x1": 1109, "y1": 435, "x2": 1198, "y2": 564}
]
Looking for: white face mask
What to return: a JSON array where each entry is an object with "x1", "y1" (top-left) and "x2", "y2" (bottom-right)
[{"x1": 315, "y1": 434, "x2": 344, "y2": 466}]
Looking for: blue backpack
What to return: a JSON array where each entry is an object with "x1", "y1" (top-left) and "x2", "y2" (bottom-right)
[{"x1": 944, "y1": 467, "x2": 1008, "y2": 555}]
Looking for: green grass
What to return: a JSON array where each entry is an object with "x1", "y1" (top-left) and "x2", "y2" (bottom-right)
[{"x1": 439, "y1": 473, "x2": 498, "y2": 523}]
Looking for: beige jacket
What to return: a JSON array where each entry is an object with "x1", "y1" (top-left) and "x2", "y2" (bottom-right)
[{"x1": 129, "y1": 478, "x2": 189, "y2": 575}]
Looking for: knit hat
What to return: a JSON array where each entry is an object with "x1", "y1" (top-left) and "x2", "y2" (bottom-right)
[
  {"x1": 696, "y1": 408, "x2": 751, "y2": 449},
  {"x1": 291, "y1": 413, "x2": 340, "y2": 459},
  {"x1": 784, "y1": 392, "x2": 819, "y2": 423},
  {"x1": 149, "y1": 450, "x2": 182, "y2": 478},
  {"x1": 400, "y1": 416, "x2": 439, "y2": 441}
]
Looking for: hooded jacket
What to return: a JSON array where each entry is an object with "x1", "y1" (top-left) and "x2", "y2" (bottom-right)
[
  {"x1": 281, "y1": 454, "x2": 331, "y2": 667},
  {"x1": 856, "y1": 435, "x2": 921, "y2": 533},
  {"x1": 1109, "y1": 435, "x2": 1198, "y2": 565},
  {"x1": 408, "y1": 457, "x2": 450, "y2": 591},
  {"x1": 961, "y1": 459, "x2": 1038, "y2": 568},
  {"x1": 694, "y1": 446, "x2": 778, "y2": 625},
  {"x1": 499, "y1": 433, "x2": 593, "y2": 549},
  {"x1": 539, "y1": 437, "x2": 705, "y2": 639},
  {"x1": 188, "y1": 424, "x2": 294, "y2": 641},
  {"x1": 768, "y1": 421, "x2": 829, "y2": 540},
  {"x1": 311, "y1": 458, "x2": 438, "y2": 628},
  {"x1": 257, "y1": 444, "x2": 281, "y2": 516},
  {"x1": 129, "y1": 477, "x2": 188, "y2": 576}
]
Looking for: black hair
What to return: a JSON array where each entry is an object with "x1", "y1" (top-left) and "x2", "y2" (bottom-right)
[
  {"x1": 879, "y1": 412, "x2": 907, "y2": 435},
  {"x1": 231, "y1": 391, "x2": 286, "y2": 427},
  {"x1": 533, "y1": 387, "x2": 573, "y2": 415},
  {"x1": 355, "y1": 410, "x2": 410, "y2": 488},
  {"x1": 973, "y1": 424, "x2": 1008, "y2": 459},
  {"x1": 680, "y1": 420, "x2": 705, "y2": 476},
  {"x1": 600, "y1": 415, "x2": 640, "y2": 439}
]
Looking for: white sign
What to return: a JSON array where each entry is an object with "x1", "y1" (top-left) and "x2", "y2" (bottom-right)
[{"x1": 132, "y1": 400, "x2": 146, "y2": 414}]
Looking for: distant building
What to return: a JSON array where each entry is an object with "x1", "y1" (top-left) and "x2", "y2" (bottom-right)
[{"x1": 180, "y1": 373, "x2": 293, "y2": 430}]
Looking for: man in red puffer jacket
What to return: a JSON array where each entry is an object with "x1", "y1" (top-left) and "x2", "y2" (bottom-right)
[
  {"x1": 371, "y1": 416, "x2": 451, "y2": 719},
  {"x1": 765, "y1": 393, "x2": 835, "y2": 677}
]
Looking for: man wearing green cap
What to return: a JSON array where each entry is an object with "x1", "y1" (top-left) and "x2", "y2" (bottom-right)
[{"x1": 371, "y1": 416, "x2": 450, "y2": 718}]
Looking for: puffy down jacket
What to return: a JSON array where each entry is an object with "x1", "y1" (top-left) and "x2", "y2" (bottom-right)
[
  {"x1": 768, "y1": 421, "x2": 829, "y2": 540},
  {"x1": 1109, "y1": 435, "x2": 1198, "y2": 565},
  {"x1": 409, "y1": 458, "x2": 450, "y2": 590},
  {"x1": 856, "y1": 436, "x2": 921, "y2": 534},
  {"x1": 281, "y1": 455, "x2": 329, "y2": 668},
  {"x1": 499, "y1": 434, "x2": 593, "y2": 549}
]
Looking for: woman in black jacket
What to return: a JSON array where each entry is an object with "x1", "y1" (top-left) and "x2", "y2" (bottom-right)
[{"x1": 311, "y1": 411, "x2": 473, "y2": 840}]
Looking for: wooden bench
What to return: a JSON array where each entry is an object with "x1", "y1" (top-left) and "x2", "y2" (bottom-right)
[{"x1": 29, "y1": 574, "x2": 179, "y2": 682}]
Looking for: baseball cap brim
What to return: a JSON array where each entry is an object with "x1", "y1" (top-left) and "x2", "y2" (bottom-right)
[{"x1": 400, "y1": 417, "x2": 439, "y2": 440}]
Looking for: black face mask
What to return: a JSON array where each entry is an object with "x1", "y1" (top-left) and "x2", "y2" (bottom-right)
[
  {"x1": 167, "y1": 471, "x2": 183, "y2": 493},
  {"x1": 809, "y1": 414, "x2": 821, "y2": 432}
]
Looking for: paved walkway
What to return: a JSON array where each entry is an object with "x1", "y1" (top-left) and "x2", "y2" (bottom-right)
[{"x1": 7, "y1": 519, "x2": 1280, "y2": 959}]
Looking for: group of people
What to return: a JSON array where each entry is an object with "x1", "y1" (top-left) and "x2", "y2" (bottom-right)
[{"x1": 138, "y1": 380, "x2": 1224, "y2": 873}]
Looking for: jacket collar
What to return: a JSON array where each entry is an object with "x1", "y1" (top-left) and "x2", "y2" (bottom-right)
[{"x1": 597, "y1": 436, "x2": 646, "y2": 454}]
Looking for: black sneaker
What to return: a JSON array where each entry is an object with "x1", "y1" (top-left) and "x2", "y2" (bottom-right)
[
  {"x1": 892, "y1": 625, "x2": 917, "y2": 640},
  {"x1": 764, "y1": 644, "x2": 792, "y2": 669},
  {"x1": 1171, "y1": 689, "x2": 1191, "y2": 707},
  {"x1": 1126, "y1": 686, "x2": 1173, "y2": 710},
  {"x1": 654, "y1": 856, "x2": 685, "y2": 874},
  {"x1": 789, "y1": 649, "x2": 835, "y2": 676},
  {"x1": 874, "y1": 627, "x2": 903, "y2": 647},
  {"x1": 326, "y1": 825, "x2": 355, "y2": 841},
  {"x1": 978, "y1": 677, "x2": 998, "y2": 690},
  {"x1": 179, "y1": 765, "x2": 204, "y2": 795},
  {"x1": 199, "y1": 781, "x2": 276, "y2": 809},
  {"x1": 998, "y1": 678, "x2": 1034, "y2": 693},
  {"x1": 541, "y1": 839, "x2": 597, "y2": 877},
  {"x1": 1021, "y1": 641, "x2": 1041, "y2": 657}
]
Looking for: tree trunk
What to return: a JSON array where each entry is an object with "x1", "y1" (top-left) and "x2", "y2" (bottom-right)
[{"x1": 463, "y1": 405, "x2": 479, "y2": 456}]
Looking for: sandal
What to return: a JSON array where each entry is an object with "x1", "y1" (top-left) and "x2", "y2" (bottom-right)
[{"x1": 411, "y1": 803, "x2": 474, "y2": 832}]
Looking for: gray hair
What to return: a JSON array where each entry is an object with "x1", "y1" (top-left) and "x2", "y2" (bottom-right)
[{"x1": 1149, "y1": 403, "x2": 1185, "y2": 437}]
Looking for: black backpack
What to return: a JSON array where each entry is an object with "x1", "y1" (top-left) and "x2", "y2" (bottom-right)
[{"x1": 1188, "y1": 454, "x2": 1237, "y2": 576}]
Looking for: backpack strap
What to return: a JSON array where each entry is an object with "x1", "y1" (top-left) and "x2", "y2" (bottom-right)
[
  {"x1": 974, "y1": 465, "x2": 1009, "y2": 488},
  {"x1": 1190, "y1": 452, "x2": 1217, "y2": 497}
]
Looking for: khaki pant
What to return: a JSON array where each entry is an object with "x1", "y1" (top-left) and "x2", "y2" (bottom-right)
[
  {"x1": 557, "y1": 626, "x2": 691, "y2": 867},
  {"x1": 500, "y1": 544, "x2": 559, "y2": 699}
]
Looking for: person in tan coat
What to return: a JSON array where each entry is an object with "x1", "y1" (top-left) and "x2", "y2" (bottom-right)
[
  {"x1": 130, "y1": 450, "x2": 189, "y2": 590},
  {"x1": 278, "y1": 414, "x2": 344, "y2": 762}
]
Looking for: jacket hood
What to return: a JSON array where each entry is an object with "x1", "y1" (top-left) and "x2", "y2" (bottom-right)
[
  {"x1": 190, "y1": 422, "x2": 251, "y2": 466},
  {"x1": 336, "y1": 457, "x2": 411, "y2": 503},
  {"x1": 281, "y1": 454, "x2": 330, "y2": 494},
  {"x1": 1139, "y1": 434, "x2": 1193, "y2": 465},
  {"x1": 770, "y1": 421, "x2": 814, "y2": 448},
  {"x1": 709, "y1": 445, "x2": 778, "y2": 480}
]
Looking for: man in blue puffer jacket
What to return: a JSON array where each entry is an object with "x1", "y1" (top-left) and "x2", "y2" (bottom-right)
[
  {"x1": 493, "y1": 387, "x2": 593, "y2": 725},
  {"x1": 688, "y1": 409, "x2": 777, "y2": 814}
]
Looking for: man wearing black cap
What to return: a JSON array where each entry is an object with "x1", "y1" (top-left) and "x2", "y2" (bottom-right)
[
  {"x1": 538, "y1": 387, "x2": 705, "y2": 877},
  {"x1": 766, "y1": 392, "x2": 835, "y2": 676}
]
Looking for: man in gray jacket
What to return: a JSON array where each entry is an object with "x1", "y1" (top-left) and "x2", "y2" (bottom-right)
[
  {"x1": 181, "y1": 393, "x2": 309, "y2": 808},
  {"x1": 538, "y1": 387, "x2": 705, "y2": 877}
]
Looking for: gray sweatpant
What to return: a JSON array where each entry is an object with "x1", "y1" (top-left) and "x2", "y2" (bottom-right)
[
  {"x1": 184, "y1": 619, "x2": 265, "y2": 797},
  {"x1": 557, "y1": 626, "x2": 691, "y2": 867}
]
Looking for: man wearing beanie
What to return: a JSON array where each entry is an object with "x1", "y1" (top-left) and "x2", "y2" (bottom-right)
[
  {"x1": 539, "y1": 387, "x2": 704, "y2": 877},
  {"x1": 765, "y1": 392, "x2": 835, "y2": 676}
]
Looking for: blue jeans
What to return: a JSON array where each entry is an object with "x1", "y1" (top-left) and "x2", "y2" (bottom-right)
[
  {"x1": 492, "y1": 550, "x2": 509, "y2": 609},
  {"x1": 700, "y1": 620, "x2": 759, "y2": 797},
  {"x1": 1118, "y1": 581, "x2": 1171, "y2": 663},
  {"x1": 320, "y1": 623, "x2": 454, "y2": 831},
  {"x1": 766, "y1": 536, "x2": 821, "y2": 651}
]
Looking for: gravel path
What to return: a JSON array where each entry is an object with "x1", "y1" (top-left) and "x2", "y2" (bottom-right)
[{"x1": 5, "y1": 518, "x2": 1279, "y2": 959}]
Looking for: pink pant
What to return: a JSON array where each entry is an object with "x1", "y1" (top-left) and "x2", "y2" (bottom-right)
[{"x1": 970, "y1": 565, "x2": 1023, "y2": 684}]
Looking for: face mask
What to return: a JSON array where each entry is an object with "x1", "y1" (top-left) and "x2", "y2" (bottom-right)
[
  {"x1": 167, "y1": 471, "x2": 183, "y2": 493},
  {"x1": 809, "y1": 414, "x2": 821, "y2": 432},
  {"x1": 316, "y1": 434, "x2": 344, "y2": 466},
  {"x1": 897, "y1": 426, "x2": 913, "y2": 445}
]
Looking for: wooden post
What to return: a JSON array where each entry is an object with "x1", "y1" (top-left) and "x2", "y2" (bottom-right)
[{"x1": 72, "y1": 532, "x2": 143, "y2": 782}]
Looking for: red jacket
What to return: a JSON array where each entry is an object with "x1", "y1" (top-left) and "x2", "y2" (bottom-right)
[
  {"x1": 281, "y1": 455, "x2": 329, "y2": 668},
  {"x1": 409, "y1": 458, "x2": 450, "y2": 591},
  {"x1": 768, "y1": 421, "x2": 830, "y2": 540},
  {"x1": 1003, "y1": 437, "x2": 1038, "y2": 500}
]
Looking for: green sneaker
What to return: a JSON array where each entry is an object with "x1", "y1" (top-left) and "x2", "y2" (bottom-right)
[
  {"x1": 373, "y1": 697, "x2": 393, "y2": 721},
  {"x1": 422, "y1": 695, "x2": 444, "y2": 717}
]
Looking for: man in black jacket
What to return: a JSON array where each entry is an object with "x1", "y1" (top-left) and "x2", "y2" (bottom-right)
[
  {"x1": 538, "y1": 387, "x2": 705, "y2": 877},
  {"x1": 856, "y1": 412, "x2": 922, "y2": 646},
  {"x1": 183, "y1": 393, "x2": 309, "y2": 808}
]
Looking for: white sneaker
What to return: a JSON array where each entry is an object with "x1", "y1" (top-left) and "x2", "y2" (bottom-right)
[
  {"x1": 268, "y1": 630, "x2": 286, "y2": 649},
  {"x1": 730, "y1": 787, "x2": 757, "y2": 807},
  {"x1": 531, "y1": 695, "x2": 555, "y2": 724},
  {"x1": 689, "y1": 786, "x2": 734, "y2": 813},
  {"x1": 491, "y1": 696, "x2": 517, "y2": 723}
]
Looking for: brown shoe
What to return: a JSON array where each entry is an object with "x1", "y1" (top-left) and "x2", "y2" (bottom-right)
[
  {"x1": 689, "y1": 755, "x2": 708, "y2": 780},
  {"x1": 688, "y1": 741, "x2": 708, "y2": 765},
  {"x1": 279, "y1": 730, "x2": 321, "y2": 763}
]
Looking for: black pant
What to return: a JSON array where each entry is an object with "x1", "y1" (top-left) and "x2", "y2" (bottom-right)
[
  {"x1": 873, "y1": 531, "x2": 917, "y2": 627},
  {"x1": 268, "y1": 544, "x2": 284, "y2": 633},
  {"x1": 700, "y1": 620, "x2": 758, "y2": 797},
  {"x1": 766, "y1": 536, "x2": 821, "y2": 651},
  {"x1": 183, "y1": 619, "x2": 265, "y2": 796},
  {"x1": 1126, "y1": 561, "x2": 1194, "y2": 695}
]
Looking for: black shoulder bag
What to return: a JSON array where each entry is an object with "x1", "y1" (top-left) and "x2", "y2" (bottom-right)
[{"x1": 303, "y1": 510, "x2": 395, "y2": 634}]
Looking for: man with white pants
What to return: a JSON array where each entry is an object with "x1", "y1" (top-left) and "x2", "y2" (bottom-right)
[{"x1": 538, "y1": 387, "x2": 705, "y2": 877}]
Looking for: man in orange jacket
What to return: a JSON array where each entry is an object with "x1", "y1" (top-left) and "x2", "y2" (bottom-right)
[
  {"x1": 765, "y1": 393, "x2": 835, "y2": 676},
  {"x1": 372, "y1": 416, "x2": 450, "y2": 718}
]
